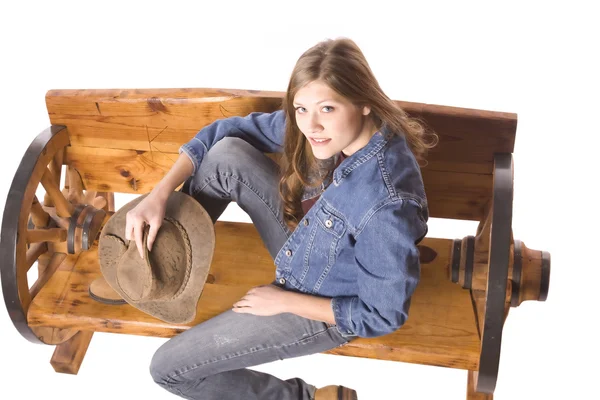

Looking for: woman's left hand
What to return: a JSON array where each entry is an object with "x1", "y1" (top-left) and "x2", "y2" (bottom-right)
[{"x1": 232, "y1": 284, "x2": 290, "y2": 316}]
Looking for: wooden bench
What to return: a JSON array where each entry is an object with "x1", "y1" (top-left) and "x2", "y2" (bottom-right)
[{"x1": 0, "y1": 88, "x2": 551, "y2": 398}]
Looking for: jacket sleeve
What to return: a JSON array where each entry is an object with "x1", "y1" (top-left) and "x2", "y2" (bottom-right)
[
  {"x1": 331, "y1": 198, "x2": 428, "y2": 338},
  {"x1": 179, "y1": 110, "x2": 286, "y2": 175}
]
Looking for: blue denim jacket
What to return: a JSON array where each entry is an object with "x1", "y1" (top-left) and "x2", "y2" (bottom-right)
[{"x1": 180, "y1": 110, "x2": 429, "y2": 339}]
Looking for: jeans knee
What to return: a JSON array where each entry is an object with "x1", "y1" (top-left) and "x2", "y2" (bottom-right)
[
  {"x1": 204, "y1": 137, "x2": 252, "y2": 165},
  {"x1": 149, "y1": 350, "x2": 169, "y2": 387},
  {"x1": 183, "y1": 137, "x2": 255, "y2": 195},
  {"x1": 149, "y1": 354, "x2": 208, "y2": 397}
]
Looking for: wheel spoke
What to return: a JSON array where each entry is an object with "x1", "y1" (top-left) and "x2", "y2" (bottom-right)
[
  {"x1": 31, "y1": 195, "x2": 51, "y2": 227},
  {"x1": 27, "y1": 228, "x2": 67, "y2": 244},
  {"x1": 41, "y1": 167, "x2": 75, "y2": 217},
  {"x1": 41, "y1": 205, "x2": 71, "y2": 230},
  {"x1": 25, "y1": 242, "x2": 48, "y2": 272},
  {"x1": 30, "y1": 252, "x2": 67, "y2": 300},
  {"x1": 43, "y1": 149, "x2": 64, "y2": 207},
  {"x1": 67, "y1": 166, "x2": 84, "y2": 204},
  {"x1": 83, "y1": 190, "x2": 97, "y2": 205}
]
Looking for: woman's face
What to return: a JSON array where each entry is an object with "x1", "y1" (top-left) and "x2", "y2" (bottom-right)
[{"x1": 293, "y1": 80, "x2": 376, "y2": 160}]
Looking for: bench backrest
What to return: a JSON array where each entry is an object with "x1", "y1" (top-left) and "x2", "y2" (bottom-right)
[{"x1": 45, "y1": 88, "x2": 517, "y2": 222}]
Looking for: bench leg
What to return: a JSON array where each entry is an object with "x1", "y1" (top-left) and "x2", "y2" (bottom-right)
[
  {"x1": 467, "y1": 370, "x2": 493, "y2": 400},
  {"x1": 50, "y1": 330, "x2": 94, "y2": 374}
]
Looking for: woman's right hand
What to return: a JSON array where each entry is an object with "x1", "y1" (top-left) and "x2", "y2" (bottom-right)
[{"x1": 125, "y1": 192, "x2": 169, "y2": 259}]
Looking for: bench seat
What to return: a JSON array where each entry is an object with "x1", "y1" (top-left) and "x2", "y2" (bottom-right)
[{"x1": 27, "y1": 220, "x2": 481, "y2": 370}]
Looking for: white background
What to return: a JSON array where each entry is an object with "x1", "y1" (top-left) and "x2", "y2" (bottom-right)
[{"x1": 0, "y1": 1, "x2": 597, "y2": 399}]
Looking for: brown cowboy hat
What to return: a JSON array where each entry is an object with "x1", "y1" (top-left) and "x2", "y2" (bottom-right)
[{"x1": 96, "y1": 191, "x2": 215, "y2": 324}]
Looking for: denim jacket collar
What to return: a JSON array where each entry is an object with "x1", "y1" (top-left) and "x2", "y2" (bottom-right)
[
  {"x1": 333, "y1": 127, "x2": 393, "y2": 186},
  {"x1": 301, "y1": 127, "x2": 394, "y2": 199}
]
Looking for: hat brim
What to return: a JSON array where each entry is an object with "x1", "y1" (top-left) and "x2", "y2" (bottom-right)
[{"x1": 98, "y1": 191, "x2": 215, "y2": 324}]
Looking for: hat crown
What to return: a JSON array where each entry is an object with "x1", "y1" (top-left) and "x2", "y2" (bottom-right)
[
  {"x1": 97, "y1": 191, "x2": 215, "y2": 324},
  {"x1": 116, "y1": 217, "x2": 192, "y2": 302}
]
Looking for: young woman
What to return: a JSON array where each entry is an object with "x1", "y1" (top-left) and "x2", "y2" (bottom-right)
[{"x1": 125, "y1": 37, "x2": 437, "y2": 400}]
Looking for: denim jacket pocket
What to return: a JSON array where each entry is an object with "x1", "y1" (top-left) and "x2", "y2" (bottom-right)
[{"x1": 298, "y1": 206, "x2": 346, "y2": 292}]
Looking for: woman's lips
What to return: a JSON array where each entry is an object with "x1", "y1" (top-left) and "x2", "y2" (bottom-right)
[{"x1": 309, "y1": 137, "x2": 332, "y2": 146}]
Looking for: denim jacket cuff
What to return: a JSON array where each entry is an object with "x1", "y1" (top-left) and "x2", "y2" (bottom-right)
[
  {"x1": 179, "y1": 140, "x2": 206, "y2": 176},
  {"x1": 331, "y1": 296, "x2": 355, "y2": 337}
]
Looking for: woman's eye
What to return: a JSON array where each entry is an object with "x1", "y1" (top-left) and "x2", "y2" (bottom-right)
[
  {"x1": 322, "y1": 106, "x2": 334, "y2": 113},
  {"x1": 295, "y1": 107, "x2": 307, "y2": 113}
]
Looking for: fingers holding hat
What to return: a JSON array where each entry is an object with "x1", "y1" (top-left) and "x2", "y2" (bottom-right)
[
  {"x1": 123, "y1": 192, "x2": 170, "y2": 259},
  {"x1": 146, "y1": 216, "x2": 162, "y2": 252},
  {"x1": 125, "y1": 209, "x2": 147, "y2": 259}
]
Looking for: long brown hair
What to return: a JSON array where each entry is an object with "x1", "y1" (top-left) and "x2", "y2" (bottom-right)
[{"x1": 278, "y1": 38, "x2": 438, "y2": 231}]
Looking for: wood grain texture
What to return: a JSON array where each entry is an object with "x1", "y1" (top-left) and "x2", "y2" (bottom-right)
[
  {"x1": 27, "y1": 222, "x2": 480, "y2": 370},
  {"x1": 46, "y1": 88, "x2": 283, "y2": 154},
  {"x1": 46, "y1": 88, "x2": 517, "y2": 221},
  {"x1": 64, "y1": 146, "x2": 176, "y2": 193},
  {"x1": 64, "y1": 146, "x2": 492, "y2": 220},
  {"x1": 46, "y1": 88, "x2": 516, "y2": 169}
]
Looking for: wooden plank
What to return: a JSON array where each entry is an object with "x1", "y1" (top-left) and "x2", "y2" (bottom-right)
[
  {"x1": 27, "y1": 223, "x2": 480, "y2": 370},
  {"x1": 65, "y1": 146, "x2": 492, "y2": 220},
  {"x1": 47, "y1": 88, "x2": 283, "y2": 154},
  {"x1": 414, "y1": 105, "x2": 516, "y2": 166},
  {"x1": 46, "y1": 88, "x2": 516, "y2": 173},
  {"x1": 422, "y1": 160, "x2": 492, "y2": 175},
  {"x1": 422, "y1": 170, "x2": 492, "y2": 221},
  {"x1": 64, "y1": 146, "x2": 175, "y2": 193}
]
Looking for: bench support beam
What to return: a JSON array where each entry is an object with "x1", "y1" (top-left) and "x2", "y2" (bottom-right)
[
  {"x1": 50, "y1": 330, "x2": 94, "y2": 374},
  {"x1": 467, "y1": 370, "x2": 493, "y2": 400}
]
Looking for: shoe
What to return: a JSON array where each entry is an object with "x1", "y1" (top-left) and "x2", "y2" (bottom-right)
[{"x1": 314, "y1": 385, "x2": 358, "y2": 400}]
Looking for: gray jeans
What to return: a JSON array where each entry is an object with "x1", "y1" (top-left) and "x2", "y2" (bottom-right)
[{"x1": 149, "y1": 138, "x2": 356, "y2": 399}]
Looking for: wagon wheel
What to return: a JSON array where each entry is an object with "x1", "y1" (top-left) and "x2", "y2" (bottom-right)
[
  {"x1": 0, "y1": 125, "x2": 112, "y2": 345},
  {"x1": 449, "y1": 153, "x2": 551, "y2": 395},
  {"x1": 471, "y1": 153, "x2": 515, "y2": 394}
]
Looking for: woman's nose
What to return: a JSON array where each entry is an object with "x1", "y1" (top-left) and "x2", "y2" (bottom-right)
[{"x1": 308, "y1": 112, "x2": 323, "y2": 133}]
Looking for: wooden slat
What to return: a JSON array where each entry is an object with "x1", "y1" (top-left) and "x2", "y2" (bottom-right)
[
  {"x1": 46, "y1": 88, "x2": 516, "y2": 174},
  {"x1": 422, "y1": 159, "x2": 492, "y2": 175},
  {"x1": 410, "y1": 104, "x2": 516, "y2": 167},
  {"x1": 64, "y1": 146, "x2": 175, "y2": 194},
  {"x1": 46, "y1": 88, "x2": 283, "y2": 154},
  {"x1": 27, "y1": 222, "x2": 480, "y2": 370},
  {"x1": 65, "y1": 146, "x2": 493, "y2": 220},
  {"x1": 422, "y1": 170, "x2": 492, "y2": 221}
]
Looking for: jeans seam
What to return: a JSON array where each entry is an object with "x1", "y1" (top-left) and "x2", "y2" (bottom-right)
[
  {"x1": 194, "y1": 172, "x2": 290, "y2": 238},
  {"x1": 167, "y1": 325, "x2": 341, "y2": 382}
]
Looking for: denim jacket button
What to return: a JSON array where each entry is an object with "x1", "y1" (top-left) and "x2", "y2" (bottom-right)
[
  {"x1": 279, "y1": 278, "x2": 286, "y2": 285},
  {"x1": 286, "y1": 249, "x2": 292, "y2": 257},
  {"x1": 303, "y1": 219, "x2": 309, "y2": 226},
  {"x1": 325, "y1": 219, "x2": 333, "y2": 228}
]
